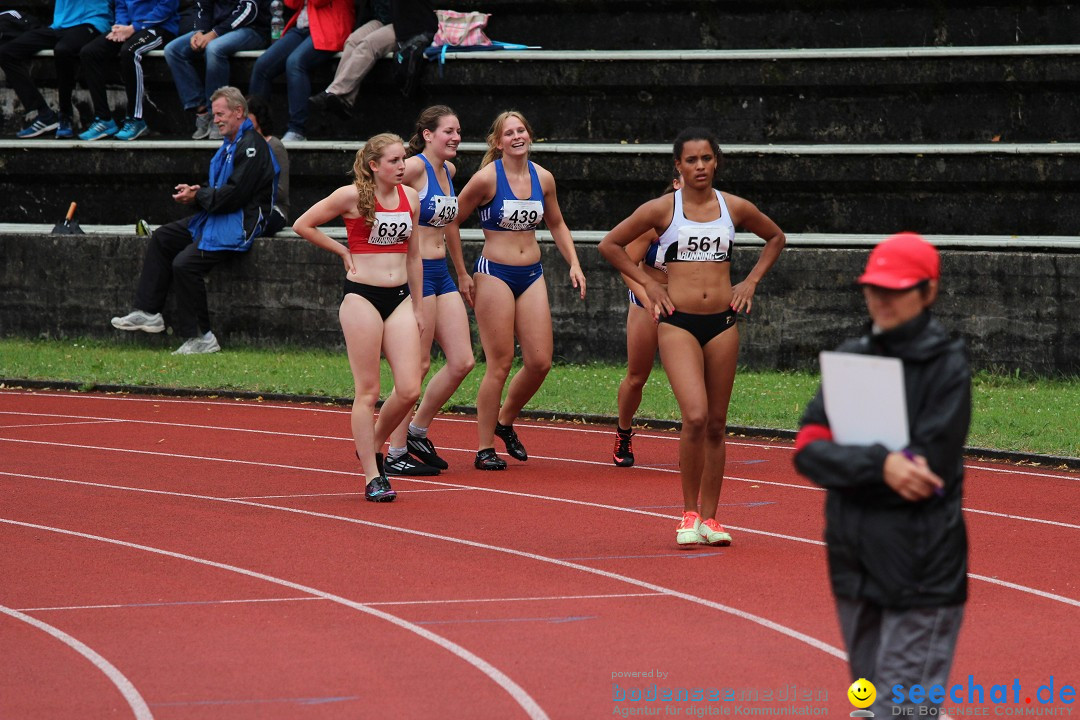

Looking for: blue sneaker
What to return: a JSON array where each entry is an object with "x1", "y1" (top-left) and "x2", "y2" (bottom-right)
[
  {"x1": 79, "y1": 117, "x2": 118, "y2": 141},
  {"x1": 115, "y1": 117, "x2": 148, "y2": 141},
  {"x1": 56, "y1": 115, "x2": 74, "y2": 139},
  {"x1": 16, "y1": 113, "x2": 59, "y2": 139},
  {"x1": 364, "y1": 474, "x2": 396, "y2": 502}
]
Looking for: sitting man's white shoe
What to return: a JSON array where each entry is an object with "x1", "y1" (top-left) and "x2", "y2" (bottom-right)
[
  {"x1": 172, "y1": 331, "x2": 221, "y2": 355},
  {"x1": 281, "y1": 130, "x2": 306, "y2": 143},
  {"x1": 111, "y1": 310, "x2": 165, "y2": 333}
]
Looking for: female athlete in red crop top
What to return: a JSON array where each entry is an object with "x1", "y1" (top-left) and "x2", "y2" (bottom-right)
[
  {"x1": 600, "y1": 127, "x2": 787, "y2": 548},
  {"x1": 292, "y1": 132, "x2": 424, "y2": 502}
]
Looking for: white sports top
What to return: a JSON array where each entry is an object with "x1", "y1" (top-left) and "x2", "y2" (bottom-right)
[{"x1": 651, "y1": 188, "x2": 736, "y2": 269}]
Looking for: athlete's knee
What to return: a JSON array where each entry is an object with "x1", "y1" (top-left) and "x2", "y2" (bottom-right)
[
  {"x1": 705, "y1": 417, "x2": 728, "y2": 442},
  {"x1": 447, "y1": 352, "x2": 476, "y2": 380},
  {"x1": 623, "y1": 371, "x2": 649, "y2": 393},
  {"x1": 522, "y1": 354, "x2": 551, "y2": 377},
  {"x1": 681, "y1": 411, "x2": 708, "y2": 438},
  {"x1": 352, "y1": 384, "x2": 379, "y2": 408}
]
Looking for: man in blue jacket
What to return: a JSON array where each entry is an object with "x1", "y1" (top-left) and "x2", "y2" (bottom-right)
[
  {"x1": 164, "y1": 0, "x2": 269, "y2": 140},
  {"x1": 111, "y1": 86, "x2": 278, "y2": 354},
  {"x1": 78, "y1": 0, "x2": 181, "y2": 141},
  {"x1": 0, "y1": 0, "x2": 111, "y2": 137}
]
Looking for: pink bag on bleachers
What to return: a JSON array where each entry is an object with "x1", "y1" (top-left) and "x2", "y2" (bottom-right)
[{"x1": 433, "y1": 9, "x2": 492, "y2": 47}]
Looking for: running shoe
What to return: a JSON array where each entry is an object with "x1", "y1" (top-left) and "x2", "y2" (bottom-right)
[
  {"x1": 407, "y1": 432, "x2": 449, "y2": 469},
  {"x1": 16, "y1": 112, "x2": 58, "y2": 138},
  {"x1": 676, "y1": 511, "x2": 703, "y2": 547},
  {"x1": 172, "y1": 332, "x2": 221, "y2": 355},
  {"x1": 110, "y1": 309, "x2": 165, "y2": 333},
  {"x1": 365, "y1": 474, "x2": 396, "y2": 502},
  {"x1": 192, "y1": 112, "x2": 211, "y2": 140},
  {"x1": 55, "y1": 115, "x2": 74, "y2": 139},
  {"x1": 79, "y1": 117, "x2": 118, "y2": 141},
  {"x1": 613, "y1": 428, "x2": 634, "y2": 467},
  {"x1": 382, "y1": 451, "x2": 440, "y2": 476},
  {"x1": 115, "y1": 117, "x2": 148, "y2": 141},
  {"x1": 474, "y1": 448, "x2": 507, "y2": 471},
  {"x1": 494, "y1": 422, "x2": 527, "y2": 461},
  {"x1": 699, "y1": 518, "x2": 732, "y2": 546}
]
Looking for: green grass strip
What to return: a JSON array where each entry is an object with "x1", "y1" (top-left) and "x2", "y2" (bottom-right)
[{"x1": 0, "y1": 337, "x2": 1076, "y2": 459}]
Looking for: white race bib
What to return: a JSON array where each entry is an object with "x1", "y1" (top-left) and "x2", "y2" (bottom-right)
[
  {"x1": 675, "y1": 225, "x2": 733, "y2": 262},
  {"x1": 499, "y1": 199, "x2": 543, "y2": 231},
  {"x1": 428, "y1": 195, "x2": 459, "y2": 227},
  {"x1": 370, "y1": 211, "x2": 412, "y2": 245}
]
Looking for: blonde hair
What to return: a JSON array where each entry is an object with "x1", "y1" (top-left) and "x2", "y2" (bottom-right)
[
  {"x1": 210, "y1": 85, "x2": 247, "y2": 114},
  {"x1": 481, "y1": 110, "x2": 534, "y2": 167},
  {"x1": 352, "y1": 133, "x2": 404, "y2": 224},
  {"x1": 407, "y1": 105, "x2": 458, "y2": 157}
]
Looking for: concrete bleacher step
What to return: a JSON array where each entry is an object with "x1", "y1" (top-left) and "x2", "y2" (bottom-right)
[
  {"x1": 5, "y1": 44, "x2": 1080, "y2": 142},
  {"x1": 4, "y1": 139, "x2": 1080, "y2": 236}
]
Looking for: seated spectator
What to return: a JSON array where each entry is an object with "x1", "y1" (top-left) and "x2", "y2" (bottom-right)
[
  {"x1": 245, "y1": 94, "x2": 290, "y2": 234},
  {"x1": 248, "y1": 0, "x2": 353, "y2": 142},
  {"x1": 177, "y1": 0, "x2": 199, "y2": 35},
  {"x1": 307, "y1": 0, "x2": 392, "y2": 116},
  {"x1": 0, "y1": 1, "x2": 111, "y2": 138},
  {"x1": 78, "y1": 0, "x2": 181, "y2": 141},
  {"x1": 163, "y1": 0, "x2": 270, "y2": 140},
  {"x1": 111, "y1": 87, "x2": 279, "y2": 354}
]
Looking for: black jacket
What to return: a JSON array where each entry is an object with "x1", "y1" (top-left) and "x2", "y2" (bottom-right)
[
  {"x1": 196, "y1": 0, "x2": 270, "y2": 38},
  {"x1": 794, "y1": 311, "x2": 971, "y2": 609}
]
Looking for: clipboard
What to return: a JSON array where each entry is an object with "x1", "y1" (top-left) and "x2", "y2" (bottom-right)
[{"x1": 819, "y1": 351, "x2": 909, "y2": 450}]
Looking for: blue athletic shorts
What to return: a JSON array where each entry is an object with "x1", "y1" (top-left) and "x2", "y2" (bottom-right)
[
  {"x1": 422, "y1": 258, "x2": 458, "y2": 297},
  {"x1": 628, "y1": 289, "x2": 645, "y2": 309},
  {"x1": 474, "y1": 255, "x2": 544, "y2": 298}
]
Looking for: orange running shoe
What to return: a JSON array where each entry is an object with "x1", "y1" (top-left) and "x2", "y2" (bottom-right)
[
  {"x1": 676, "y1": 511, "x2": 703, "y2": 547},
  {"x1": 700, "y1": 518, "x2": 732, "y2": 546}
]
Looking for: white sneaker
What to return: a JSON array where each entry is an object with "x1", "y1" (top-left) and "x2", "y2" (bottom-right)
[
  {"x1": 111, "y1": 310, "x2": 165, "y2": 333},
  {"x1": 281, "y1": 131, "x2": 307, "y2": 143},
  {"x1": 172, "y1": 332, "x2": 221, "y2": 355}
]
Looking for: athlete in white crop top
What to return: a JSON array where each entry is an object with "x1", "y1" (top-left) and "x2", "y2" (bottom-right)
[{"x1": 600, "y1": 128, "x2": 787, "y2": 548}]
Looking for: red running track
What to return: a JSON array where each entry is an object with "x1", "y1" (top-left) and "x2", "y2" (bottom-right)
[{"x1": 0, "y1": 389, "x2": 1077, "y2": 719}]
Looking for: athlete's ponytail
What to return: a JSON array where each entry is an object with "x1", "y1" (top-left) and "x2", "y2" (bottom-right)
[
  {"x1": 481, "y1": 110, "x2": 535, "y2": 167},
  {"x1": 352, "y1": 133, "x2": 404, "y2": 224},
  {"x1": 407, "y1": 105, "x2": 458, "y2": 157}
]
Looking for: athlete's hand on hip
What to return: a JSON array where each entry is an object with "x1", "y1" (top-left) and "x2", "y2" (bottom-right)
[
  {"x1": 730, "y1": 279, "x2": 758, "y2": 314},
  {"x1": 569, "y1": 264, "x2": 586, "y2": 300},
  {"x1": 645, "y1": 280, "x2": 674, "y2": 321},
  {"x1": 340, "y1": 251, "x2": 356, "y2": 276},
  {"x1": 457, "y1": 273, "x2": 475, "y2": 307}
]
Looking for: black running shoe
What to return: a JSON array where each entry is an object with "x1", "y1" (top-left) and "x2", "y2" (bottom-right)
[
  {"x1": 382, "y1": 451, "x2": 440, "y2": 476},
  {"x1": 494, "y1": 422, "x2": 527, "y2": 461},
  {"x1": 474, "y1": 448, "x2": 507, "y2": 470},
  {"x1": 407, "y1": 432, "x2": 449, "y2": 470},
  {"x1": 613, "y1": 428, "x2": 635, "y2": 467},
  {"x1": 365, "y1": 474, "x2": 396, "y2": 502}
]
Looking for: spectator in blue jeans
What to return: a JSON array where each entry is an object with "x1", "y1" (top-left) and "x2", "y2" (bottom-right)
[
  {"x1": 248, "y1": 0, "x2": 354, "y2": 142},
  {"x1": 164, "y1": 0, "x2": 270, "y2": 140}
]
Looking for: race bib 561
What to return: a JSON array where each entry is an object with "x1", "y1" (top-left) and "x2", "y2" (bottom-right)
[{"x1": 675, "y1": 225, "x2": 732, "y2": 262}]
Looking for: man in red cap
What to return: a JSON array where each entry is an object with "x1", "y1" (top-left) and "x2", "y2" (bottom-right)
[{"x1": 793, "y1": 232, "x2": 971, "y2": 718}]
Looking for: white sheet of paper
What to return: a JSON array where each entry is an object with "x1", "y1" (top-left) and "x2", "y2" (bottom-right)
[{"x1": 819, "y1": 351, "x2": 910, "y2": 450}]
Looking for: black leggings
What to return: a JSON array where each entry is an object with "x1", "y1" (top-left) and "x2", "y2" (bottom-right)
[
  {"x1": 659, "y1": 309, "x2": 737, "y2": 347},
  {"x1": 343, "y1": 279, "x2": 409, "y2": 321}
]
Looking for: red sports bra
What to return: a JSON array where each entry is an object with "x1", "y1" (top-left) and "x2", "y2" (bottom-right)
[{"x1": 345, "y1": 184, "x2": 413, "y2": 254}]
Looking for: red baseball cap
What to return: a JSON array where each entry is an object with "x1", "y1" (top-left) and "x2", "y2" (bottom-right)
[{"x1": 857, "y1": 232, "x2": 940, "y2": 289}]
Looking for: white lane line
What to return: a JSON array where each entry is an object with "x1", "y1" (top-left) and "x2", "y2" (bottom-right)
[
  {"x1": 0, "y1": 419, "x2": 122, "y2": 430},
  {"x1": 965, "y1": 508, "x2": 1080, "y2": 530},
  {"x1": 20, "y1": 592, "x2": 664, "y2": 614},
  {"x1": 20, "y1": 597, "x2": 322, "y2": 612},
  {"x1": 0, "y1": 473, "x2": 848, "y2": 661},
  {"x1": 0, "y1": 603, "x2": 154, "y2": 720},
  {"x1": 225, "y1": 489, "x2": 470, "y2": 499},
  {"x1": 969, "y1": 575, "x2": 1080, "y2": 608},
  {"x1": 0, "y1": 518, "x2": 549, "y2": 720},
  {"x1": 3, "y1": 397, "x2": 1076, "y2": 481}
]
